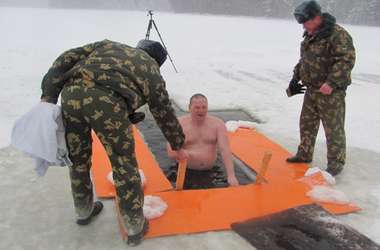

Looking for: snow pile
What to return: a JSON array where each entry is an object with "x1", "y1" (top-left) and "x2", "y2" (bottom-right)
[
  {"x1": 107, "y1": 172, "x2": 168, "y2": 219},
  {"x1": 143, "y1": 195, "x2": 168, "y2": 220},
  {"x1": 302, "y1": 167, "x2": 352, "y2": 205},
  {"x1": 225, "y1": 120, "x2": 256, "y2": 132},
  {"x1": 107, "y1": 169, "x2": 147, "y2": 187},
  {"x1": 307, "y1": 185, "x2": 351, "y2": 205},
  {"x1": 304, "y1": 167, "x2": 336, "y2": 185}
]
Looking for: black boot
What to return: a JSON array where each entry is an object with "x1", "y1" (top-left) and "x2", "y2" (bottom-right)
[
  {"x1": 326, "y1": 166, "x2": 343, "y2": 176},
  {"x1": 286, "y1": 155, "x2": 312, "y2": 163},
  {"x1": 76, "y1": 201, "x2": 104, "y2": 226},
  {"x1": 127, "y1": 219, "x2": 150, "y2": 246}
]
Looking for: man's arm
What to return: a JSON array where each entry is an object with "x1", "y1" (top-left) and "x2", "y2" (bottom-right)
[
  {"x1": 167, "y1": 143, "x2": 183, "y2": 160},
  {"x1": 41, "y1": 41, "x2": 102, "y2": 103},
  {"x1": 145, "y1": 66, "x2": 185, "y2": 151},
  {"x1": 167, "y1": 143, "x2": 177, "y2": 159},
  {"x1": 291, "y1": 41, "x2": 304, "y2": 82},
  {"x1": 216, "y1": 121, "x2": 239, "y2": 186},
  {"x1": 167, "y1": 143, "x2": 189, "y2": 161},
  {"x1": 326, "y1": 29, "x2": 356, "y2": 90},
  {"x1": 292, "y1": 60, "x2": 301, "y2": 82},
  {"x1": 166, "y1": 117, "x2": 186, "y2": 159}
]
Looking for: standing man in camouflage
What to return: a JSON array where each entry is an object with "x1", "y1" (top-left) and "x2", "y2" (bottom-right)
[
  {"x1": 286, "y1": 0, "x2": 355, "y2": 176},
  {"x1": 40, "y1": 39, "x2": 187, "y2": 246}
]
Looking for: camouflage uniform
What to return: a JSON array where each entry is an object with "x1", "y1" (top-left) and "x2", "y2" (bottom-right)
[
  {"x1": 41, "y1": 40, "x2": 185, "y2": 235},
  {"x1": 292, "y1": 13, "x2": 355, "y2": 171}
]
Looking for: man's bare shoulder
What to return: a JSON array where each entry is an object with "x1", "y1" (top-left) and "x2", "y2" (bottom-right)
[{"x1": 206, "y1": 115, "x2": 226, "y2": 127}]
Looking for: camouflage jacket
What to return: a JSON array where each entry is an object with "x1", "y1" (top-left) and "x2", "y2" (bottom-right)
[
  {"x1": 293, "y1": 13, "x2": 356, "y2": 90},
  {"x1": 41, "y1": 39, "x2": 185, "y2": 150}
]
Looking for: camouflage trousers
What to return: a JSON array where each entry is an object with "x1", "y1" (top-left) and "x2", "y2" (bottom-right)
[
  {"x1": 61, "y1": 84, "x2": 145, "y2": 235},
  {"x1": 297, "y1": 89, "x2": 346, "y2": 170}
]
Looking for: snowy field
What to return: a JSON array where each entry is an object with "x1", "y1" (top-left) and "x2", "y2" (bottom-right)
[{"x1": 1, "y1": 7, "x2": 380, "y2": 249}]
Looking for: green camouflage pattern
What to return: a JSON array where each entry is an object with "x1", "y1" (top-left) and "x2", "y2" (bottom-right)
[
  {"x1": 41, "y1": 40, "x2": 185, "y2": 235},
  {"x1": 293, "y1": 13, "x2": 356, "y2": 90},
  {"x1": 292, "y1": 13, "x2": 354, "y2": 172},
  {"x1": 61, "y1": 85, "x2": 145, "y2": 235},
  {"x1": 297, "y1": 90, "x2": 346, "y2": 170},
  {"x1": 41, "y1": 39, "x2": 185, "y2": 151}
]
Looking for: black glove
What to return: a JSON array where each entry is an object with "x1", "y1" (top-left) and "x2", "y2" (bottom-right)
[
  {"x1": 128, "y1": 112, "x2": 145, "y2": 124},
  {"x1": 286, "y1": 79, "x2": 306, "y2": 97}
]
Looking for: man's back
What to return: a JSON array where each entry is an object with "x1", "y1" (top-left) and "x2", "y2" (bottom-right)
[
  {"x1": 42, "y1": 39, "x2": 185, "y2": 152},
  {"x1": 62, "y1": 39, "x2": 162, "y2": 112}
]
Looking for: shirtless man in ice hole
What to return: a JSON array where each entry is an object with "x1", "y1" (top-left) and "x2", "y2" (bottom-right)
[{"x1": 167, "y1": 93, "x2": 239, "y2": 187}]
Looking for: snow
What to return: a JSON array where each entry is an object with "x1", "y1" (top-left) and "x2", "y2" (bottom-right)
[
  {"x1": 1, "y1": 6, "x2": 380, "y2": 248},
  {"x1": 225, "y1": 120, "x2": 256, "y2": 132},
  {"x1": 304, "y1": 167, "x2": 336, "y2": 185},
  {"x1": 1, "y1": 7, "x2": 379, "y2": 153},
  {"x1": 143, "y1": 195, "x2": 168, "y2": 220},
  {"x1": 307, "y1": 185, "x2": 351, "y2": 205}
]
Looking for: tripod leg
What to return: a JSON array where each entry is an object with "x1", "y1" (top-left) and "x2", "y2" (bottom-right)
[
  {"x1": 145, "y1": 20, "x2": 153, "y2": 40},
  {"x1": 152, "y1": 20, "x2": 178, "y2": 73}
]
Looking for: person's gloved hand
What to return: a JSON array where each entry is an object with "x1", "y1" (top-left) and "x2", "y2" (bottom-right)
[
  {"x1": 286, "y1": 79, "x2": 306, "y2": 97},
  {"x1": 128, "y1": 112, "x2": 145, "y2": 124}
]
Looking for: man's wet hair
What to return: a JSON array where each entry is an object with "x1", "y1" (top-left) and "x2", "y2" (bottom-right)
[{"x1": 189, "y1": 93, "x2": 208, "y2": 105}]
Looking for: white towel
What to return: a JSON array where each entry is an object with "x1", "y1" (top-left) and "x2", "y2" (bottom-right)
[{"x1": 11, "y1": 102, "x2": 72, "y2": 176}]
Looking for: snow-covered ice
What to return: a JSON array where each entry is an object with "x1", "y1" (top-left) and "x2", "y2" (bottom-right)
[{"x1": 1, "y1": 6, "x2": 380, "y2": 249}]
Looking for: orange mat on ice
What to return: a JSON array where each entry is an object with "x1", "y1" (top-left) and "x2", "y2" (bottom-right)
[
  {"x1": 92, "y1": 127, "x2": 172, "y2": 197},
  {"x1": 91, "y1": 127, "x2": 360, "y2": 239}
]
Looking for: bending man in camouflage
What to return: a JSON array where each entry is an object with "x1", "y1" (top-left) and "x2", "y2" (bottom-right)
[
  {"x1": 40, "y1": 39, "x2": 187, "y2": 246},
  {"x1": 286, "y1": 0, "x2": 355, "y2": 176}
]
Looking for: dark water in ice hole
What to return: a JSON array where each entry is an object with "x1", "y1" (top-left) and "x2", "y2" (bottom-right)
[{"x1": 136, "y1": 106, "x2": 259, "y2": 188}]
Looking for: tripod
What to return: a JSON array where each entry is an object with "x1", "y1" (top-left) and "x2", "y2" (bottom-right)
[{"x1": 145, "y1": 10, "x2": 178, "y2": 73}]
